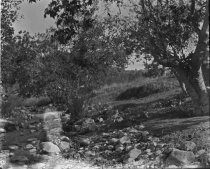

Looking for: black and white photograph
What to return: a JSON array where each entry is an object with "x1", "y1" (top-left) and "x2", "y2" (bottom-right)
[{"x1": 0, "y1": 0, "x2": 209, "y2": 168}]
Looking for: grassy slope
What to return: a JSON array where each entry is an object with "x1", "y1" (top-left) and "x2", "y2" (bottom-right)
[{"x1": 90, "y1": 75, "x2": 210, "y2": 152}]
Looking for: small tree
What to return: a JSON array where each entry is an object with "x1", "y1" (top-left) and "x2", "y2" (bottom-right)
[{"x1": 1, "y1": 0, "x2": 22, "y2": 115}]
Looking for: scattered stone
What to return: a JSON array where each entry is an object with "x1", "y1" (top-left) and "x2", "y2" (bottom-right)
[
  {"x1": 108, "y1": 145, "x2": 114, "y2": 150},
  {"x1": 105, "y1": 150, "x2": 112, "y2": 155},
  {"x1": 125, "y1": 145, "x2": 133, "y2": 151},
  {"x1": 40, "y1": 142, "x2": 60, "y2": 155},
  {"x1": 8, "y1": 145, "x2": 19, "y2": 151},
  {"x1": 145, "y1": 149, "x2": 151, "y2": 154},
  {"x1": 119, "y1": 135, "x2": 131, "y2": 144},
  {"x1": 59, "y1": 141, "x2": 70, "y2": 151},
  {"x1": 60, "y1": 136, "x2": 70, "y2": 142},
  {"x1": 184, "y1": 141, "x2": 196, "y2": 151},
  {"x1": 29, "y1": 148, "x2": 37, "y2": 153},
  {"x1": 81, "y1": 118, "x2": 96, "y2": 131},
  {"x1": 115, "y1": 144, "x2": 124, "y2": 152},
  {"x1": 128, "y1": 128, "x2": 139, "y2": 133},
  {"x1": 85, "y1": 150, "x2": 95, "y2": 156},
  {"x1": 155, "y1": 150, "x2": 162, "y2": 156},
  {"x1": 167, "y1": 165, "x2": 179, "y2": 168},
  {"x1": 29, "y1": 125, "x2": 36, "y2": 129},
  {"x1": 0, "y1": 128, "x2": 6, "y2": 133},
  {"x1": 79, "y1": 138, "x2": 91, "y2": 147},
  {"x1": 25, "y1": 144, "x2": 34, "y2": 150},
  {"x1": 27, "y1": 138, "x2": 38, "y2": 142},
  {"x1": 30, "y1": 162, "x2": 45, "y2": 169},
  {"x1": 9, "y1": 152, "x2": 14, "y2": 157},
  {"x1": 127, "y1": 148, "x2": 142, "y2": 162},
  {"x1": 110, "y1": 138, "x2": 119, "y2": 144},
  {"x1": 166, "y1": 148, "x2": 195, "y2": 165},
  {"x1": 30, "y1": 129, "x2": 36, "y2": 133}
]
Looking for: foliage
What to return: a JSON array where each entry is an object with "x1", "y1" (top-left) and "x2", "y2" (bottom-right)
[
  {"x1": 1, "y1": 0, "x2": 22, "y2": 48},
  {"x1": 103, "y1": 69, "x2": 144, "y2": 85}
]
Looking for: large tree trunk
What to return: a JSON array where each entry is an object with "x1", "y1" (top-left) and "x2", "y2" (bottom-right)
[{"x1": 175, "y1": 66, "x2": 209, "y2": 116}]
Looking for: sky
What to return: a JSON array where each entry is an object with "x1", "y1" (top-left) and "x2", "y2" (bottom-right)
[
  {"x1": 13, "y1": 0, "x2": 54, "y2": 35},
  {"x1": 13, "y1": 0, "x2": 144, "y2": 70}
]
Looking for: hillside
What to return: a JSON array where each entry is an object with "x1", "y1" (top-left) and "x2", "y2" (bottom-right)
[{"x1": 0, "y1": 75, "x2": 209, "y2": 169}]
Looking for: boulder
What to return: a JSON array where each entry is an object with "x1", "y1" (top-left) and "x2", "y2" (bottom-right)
[
  {"x1": 166, "y1": 148, "x2": 195, "y2": 165},
  {"x1": 40, "y1": 142, "x2": 60, "y2": 155}
]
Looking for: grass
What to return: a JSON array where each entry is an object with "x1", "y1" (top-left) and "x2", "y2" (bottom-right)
[{"x1": 90, "y1": 76, "x2": 179, "y2": 106}]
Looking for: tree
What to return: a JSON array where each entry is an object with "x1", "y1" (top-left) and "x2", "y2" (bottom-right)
[
  {"x1": 128, "y1": 0, "x2": 209, "y2": 115},
  {"x1": 1, "y1": 0, "x2": 22, "y2": 115},
  {"x1": 29, "y1": 0, "x2": 209, "y2": 115}
]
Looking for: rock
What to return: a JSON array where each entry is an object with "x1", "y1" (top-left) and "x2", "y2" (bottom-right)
[
  {"x1": 115, "y1": 144, "x2": 124, "y2": 152},
  {"x1": 79, "y1": 138, "x2": 91, "y2": 147},
  {"x1": 27, "y1": 138, "x2": 38, "y2": 142},
  {"x1": 0, "y1": 128, "x2": 6, "y2": 133},
  {"x1": 30, "y1": 162, "x2": 45, "y2": 169},
  {"x1": 167, "y1": 165, "x2": 179, "y2": 168},
  {"x1": 59, "y1": 141, "x2": 70, "y2": 151},
  {"x1": 110, "y1": 138, "x2": 119, "y2": 144},
  {"x1": 40, "y1": 142, "x2": 60, "y2": 155},
  {"x1": 108, "y1": 145, "x2": 114, "y2": 150},
  {"x1": 125, "y1": 145, "x2": 133, "y2": 151},
  {"x1": 155, "y1": 150, "x2": 162, "y2": 156},
  {"x1": 119, "y1": 135, "x2": 131, "y2": 144},
  {"x1": 81, "y1": 118, "x2": 96, "y2": 132},
  {"x1": 25, "y1": 144, "x2": 34, "y2": 150},
  {"x1": 9, "y1": 152, "x2": 14, "y2": 157},
  {"x1": 30, "y1": 129, "x2": 36, "y2": 133},
  {"x1": 128, "y1": 128, "x2": 139, "y2": 133},
  {"x1": 145, "y1": 149, "x2": 151, "y2": 154},
  {"x1": 10, "y1": 155, "x2": 29, "y2": 163},
  {"x1": 8, "y1": 145, "x2": 19, "y2": 151},
  {"x1": 184, "y1": 141, "x2": 196, "y2": 151},
  {"x1": 44, "y1": 112, "x2": 61, "y2": 121},
  {"x1": 166, "y1": 148, "x2": 195, "y2": 165},
  {"x1": 29, "y1": 148, "x2": 37, "y2": 153},
  {"x1": 85, "y1": 151, "x2": 95, "y2": 156},
  {"x1": 60, "y1": 136, "x2": 70, "y2": 142},
  {"x1": 128, "y1": 148, "x2": 142, "y2": 161},
  {"x1": 29, "y1": 125, "x2": 36, "y2": 129},
  {"x1": 105, "y1": 150, "x2": 112, "y2": 155}
]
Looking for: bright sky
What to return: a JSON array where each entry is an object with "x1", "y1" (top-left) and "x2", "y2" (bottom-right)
[
  {"x1": 13, "y1": 0, "x2": 55, "y2": 35},
  {"x1": 13, "y1": 0, "x2": 144, "y2": 70}
]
